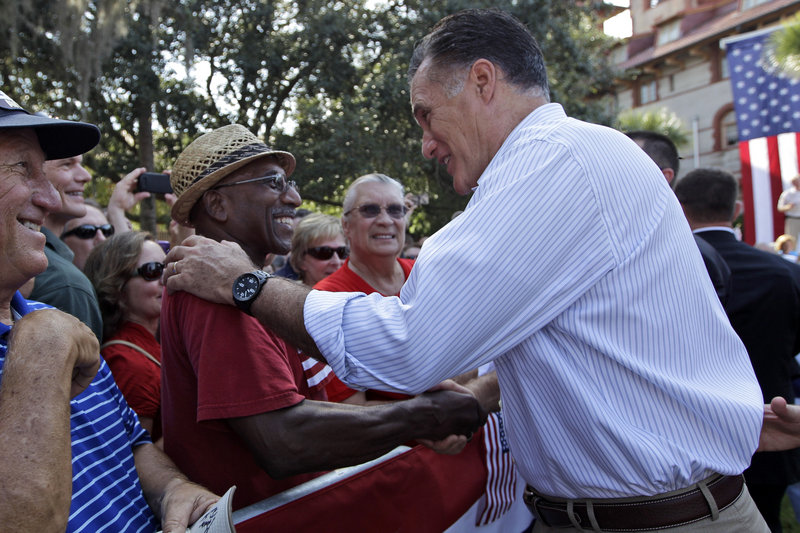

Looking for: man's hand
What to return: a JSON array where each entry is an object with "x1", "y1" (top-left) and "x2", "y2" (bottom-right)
[
  {"x1": 158, "y1": 478, "x2": 219, "y2": 533},
  {"x1": 107, "y1": 167, "x2": 150, "y2": 233},
  {"x1": 418, "y1": 434, "x2": 469, "y2": 455},
  {"x1": 758, "y1": 396, "x2": 800, "y2": 452},
  {"x1": 163, "y1": 235, "x2": 256, "y2": 305},
  {"x1": 413, "y1": 386, "x2": 487, "y2": 442},
  {"x1": 164, "y1": 193, "x2": 195, "y2": 250},
  {"x1": 415, "y1": 379, "x2": 482, "y2": 454},
  {"x1": 8, "y1": 309, "x2": 100, "y2": 398}
]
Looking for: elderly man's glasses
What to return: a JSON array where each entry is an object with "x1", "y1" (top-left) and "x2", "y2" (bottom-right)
[
  {"x1": 214, "y1": 173, "x2": 296, "y2": 194},
  {"x1": 305, "y1": 246, "x2": 349, "y2": 261},
  {"x1": 61, "y1": 224, "x2": 115, "y2": 240},
  {"x1": 344, "y1": 203, "x2": 407, "y2": 219},
  {"x1": 134, "y1": 262, "x2": 165, "y2": 282}
]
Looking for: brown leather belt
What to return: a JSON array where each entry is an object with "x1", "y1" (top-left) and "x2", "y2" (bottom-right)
[{"x1": 523, "y1": 474, "x2": 744, "y2": 531}]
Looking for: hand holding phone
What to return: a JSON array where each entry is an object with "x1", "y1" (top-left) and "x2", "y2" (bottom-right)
[{"x1": 136, "y1": 172, "x2": 173, "y2": 194}]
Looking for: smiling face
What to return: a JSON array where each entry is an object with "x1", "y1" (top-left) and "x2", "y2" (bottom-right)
[
  {"x1": 120, "y1": 239, "x2": 166, "y2": 327},
  {"x1": 296, "y1": 236, "x2": 347, "y2": 287},
  {"x1": 211, "y1": 157, "x2": 301, "y2": 263},
  {"x1": 43, "y1": 155, "x2": 90, "y2": 219},
  {"x1": 62, "y1": 204, "x2": 110, "y2": 271},
  {"x1": 342, "y1": 181, "x2": 406, "y2": 260},
  {"x1": 411, "y1": 60, "x2": 489, "y2": 195},
  {"x1": 0, "y1": 129, "x2": 61, "y2": 291}
]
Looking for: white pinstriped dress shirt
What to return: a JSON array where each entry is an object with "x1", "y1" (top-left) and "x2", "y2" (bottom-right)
[{"x1": 305, "y1": 103, "x2": 763, "y2": 499}]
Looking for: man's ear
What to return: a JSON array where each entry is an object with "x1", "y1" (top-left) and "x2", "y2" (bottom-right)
[
  {"x1": 661, "y1": 168, "x2": 675, "y2": 184},
  {"x1": 470, "y1": 59, "x2": 496, "y2": 103},
  {"x1": 341, "y1": 214, "x2": 352, "y2": 239},
  {"x1": 733, "y1": 200, "x2": 743, "y2": 222},
  {"x1": 200, "y1": 190, "x2": 229, "y2": 223}
]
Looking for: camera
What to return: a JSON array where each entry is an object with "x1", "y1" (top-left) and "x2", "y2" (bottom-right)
[
  {"x1": 410, "y1": 192, "x2": 430, "y2": 206},
  {"x1": 136, "y1": 172, "x2": 173, "y2": 194}
]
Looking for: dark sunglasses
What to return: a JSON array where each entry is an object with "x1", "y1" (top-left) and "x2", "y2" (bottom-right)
[
  {"x1": 133, "y1": 261, "x2": 165, "y2": 282},
  {"x1": 344, "y1": 203, "x2": 407, "y2": 219},
  {"x1": 213, "y1": 173, "x2": 296, "y2": 194},
  {"x1": 61, "y1": 224, "x2": 115, "y2": 240},
  {"x1": 305, "y1": 246, "x2": 349, "y2": 260}
]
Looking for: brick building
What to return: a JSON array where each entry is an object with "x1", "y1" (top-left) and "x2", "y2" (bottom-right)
[{"x1": 611, "y1": 0, "x2": 800, "y2": 180}]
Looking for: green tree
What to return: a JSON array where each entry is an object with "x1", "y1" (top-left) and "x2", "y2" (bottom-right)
[
  {"x1": 283, "y1": 0, "x2": 618, "y2": 237},
  {"x1": 616, "y1": 107, "x2": 690, "y2": 148},
  {"x1": 769, "y1": 12, "x2": 800, "y2": 78},
  {"x1": 2, "y1": 1, "x2": 617, "y2": 238}
]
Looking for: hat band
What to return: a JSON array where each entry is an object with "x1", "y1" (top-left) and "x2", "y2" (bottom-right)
[{"x1": 192, "y1": 143, "x2": 271, "y2": 185}]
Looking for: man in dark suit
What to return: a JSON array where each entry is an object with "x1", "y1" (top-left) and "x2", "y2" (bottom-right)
[
  {"x1": 627, "y1": 130, "x2": 732, "y2": 307},
  {"x1": 675, "y1": 167, "x2": 800, "y2": 532}
]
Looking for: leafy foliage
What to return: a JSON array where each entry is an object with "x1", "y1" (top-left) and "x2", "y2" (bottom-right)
[
  {"x1": 1, "y1": 0, "x2": 617, "y2": 237},
  {"x1": 768, "y1": 12, "x2": 800, "y2": 78},
  {"x1": 616, "y1": 107, "x2": 690, "y2": 148}
]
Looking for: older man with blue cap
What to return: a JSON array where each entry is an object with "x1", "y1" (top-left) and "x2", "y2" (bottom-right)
[{"x1": 0, "y1": 89, "x2": 219, "y2": 532}]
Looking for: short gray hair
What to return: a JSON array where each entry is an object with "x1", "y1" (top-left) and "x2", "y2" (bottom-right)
[{"x1": 342, "y1": 173, "x2": 405, "y2": 214}]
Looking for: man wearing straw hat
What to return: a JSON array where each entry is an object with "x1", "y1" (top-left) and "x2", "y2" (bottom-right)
[
  {"x1": 162, "y1": 10, "x2": 800, "y2": 532},
  {"x1": 160, "y1": 124, "x2": 485, "y2": 511}
]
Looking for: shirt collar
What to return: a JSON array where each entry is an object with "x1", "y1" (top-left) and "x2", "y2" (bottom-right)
[
  {"x1": 0, "y1": 292, "x2": 31, "y2": 340},
  {"x1": 693, "y1": 226, "x2": 736, "y2": 236},
  {"x1": 473, "y1": 102, "x2": 566, "y2": 195}
]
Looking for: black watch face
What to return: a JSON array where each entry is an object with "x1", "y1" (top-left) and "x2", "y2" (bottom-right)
[{"x1": 234, "y1": 273, "x2": 260, "y2": 301}]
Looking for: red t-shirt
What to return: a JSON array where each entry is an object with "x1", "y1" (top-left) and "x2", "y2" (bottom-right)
[
  {"x1": 314, "y1": 258, "x2": 415, "y2": 402},
  {"x1": 102, "y1": 321, "x2": 162, "y2": 439},
  {"x1": 160, "y1": 291, "x2": 327, "y2": 510}
]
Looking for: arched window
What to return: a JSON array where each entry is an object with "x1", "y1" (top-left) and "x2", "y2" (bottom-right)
[{"x1": 712, "y1": 103, "x2": 737, "y2": 151}]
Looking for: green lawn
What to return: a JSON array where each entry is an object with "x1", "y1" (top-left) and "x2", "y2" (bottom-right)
[{"x1": 783, "y1": 493, "x2": 800, "y2": 532}]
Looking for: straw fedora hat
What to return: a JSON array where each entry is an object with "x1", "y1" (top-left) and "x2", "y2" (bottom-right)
[{"x1": 170, "y1": 124, "x2": 296, "y2": 226}]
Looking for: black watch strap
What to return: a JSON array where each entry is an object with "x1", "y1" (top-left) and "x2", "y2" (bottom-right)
[{"x1": 232, "y1": 270, "x2": 271, "y2": 315}]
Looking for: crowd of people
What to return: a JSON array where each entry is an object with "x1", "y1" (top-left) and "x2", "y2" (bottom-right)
[{"x1": 3, "y1": 7, "x2": 800, "y2": 533}]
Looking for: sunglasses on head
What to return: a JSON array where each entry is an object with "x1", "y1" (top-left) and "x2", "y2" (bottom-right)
[
  {"x1": 344, "y1": 203, "x2": 407, "y2": 219},
  {"x1": 305, "y1": 246, "x2": 349, "y2": 260},
  {"x1": 61, "y1": 224, "x2": 115, "y2": 240},
  {"x1": 134, "y1": 261, "x2": 165, "y2": 281}
]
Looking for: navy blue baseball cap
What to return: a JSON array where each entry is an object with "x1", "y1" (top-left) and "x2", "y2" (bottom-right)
[{"x1": 0, "y1": 90, "x2": 100, "y2": 160}]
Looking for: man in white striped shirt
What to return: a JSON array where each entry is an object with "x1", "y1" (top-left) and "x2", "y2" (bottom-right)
[{"x1": 165, "y1": 9, "x2": 771, "y2": 531}]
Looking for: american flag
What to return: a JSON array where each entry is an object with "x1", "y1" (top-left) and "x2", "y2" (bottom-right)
[{"x1": 725, "y1": 28, "x2": 800, "y2": 245}]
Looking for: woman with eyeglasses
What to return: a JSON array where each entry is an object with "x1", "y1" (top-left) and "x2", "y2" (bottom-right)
[
  {"x1": 314, "y1": 173, "x2": 415, "y2": 404},
  {"x1": 84, "y1": 231, "x2": 166, "y2": 440},
  {"x1": 289, "y1": 213, "x2": 348, "y2": 287}
]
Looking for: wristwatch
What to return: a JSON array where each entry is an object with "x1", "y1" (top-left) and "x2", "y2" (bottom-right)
[{"x1": 232, "y1": 270, "x2": 272, "y2": 315}]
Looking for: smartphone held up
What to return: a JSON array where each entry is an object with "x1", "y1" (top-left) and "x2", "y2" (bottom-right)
[{"x1": 136, "y1": 172, "x2": 173, "y2": 194}]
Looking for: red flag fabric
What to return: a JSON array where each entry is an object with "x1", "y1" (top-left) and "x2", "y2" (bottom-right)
[
  {"x1": 725, "y1": 28, "x2": 800, "y2": 244},
  {"x1": 234, "y1": 436, "x2": 487, "y2": 533},
  {"x1": 739, "y1": 132, "x2": 800, "y2": 244}
]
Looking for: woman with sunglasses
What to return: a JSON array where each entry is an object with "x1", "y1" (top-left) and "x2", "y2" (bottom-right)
[
  {"x1": 314, "y1": 173, "x2": 415, "y2": 404},
  {"x1": 60, "y1": 202, "x2": 115, "y2": 271},
  {"x1": 289, "y1": 213, "x2": 348, "y2": 287},
  {"x1": 84, "y1": 232, "x2": 166, "y2": 440}
]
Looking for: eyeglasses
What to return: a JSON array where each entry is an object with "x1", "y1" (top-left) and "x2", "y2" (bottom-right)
[
  {"x1": 61, "y1": 224, "x2": 115, "y2": 240},
  {"x1": 305, "y1": 246, "x2": 349, "y2": 261},
  {"x1": 344, "y1": 203, "x2": 407, "y2": 219},
  {"x1": 133, "y1": 261, "x2": 165, "y2": 281},
  {"x1": 213, "y1": 172, "x2": 296, "y2": 194}
]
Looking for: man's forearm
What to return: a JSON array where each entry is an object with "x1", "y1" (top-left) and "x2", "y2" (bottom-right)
[
  {"x1": 0, "y1": 349, "x2": 74, "y2": 532},
  {"x1": 250, "y1": 278, "x2": 326, "y2": 362},
  {"x1": 230, "y1": 393, "x2": 484, "y2": 479},
  {"x1": 133, "y1": 443, "x2": 220, "y2": 531},
  {"x1": 133, "y1": 443, "x2": 189, "y2": 520}
]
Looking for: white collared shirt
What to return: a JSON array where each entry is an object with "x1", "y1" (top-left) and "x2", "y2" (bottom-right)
[{"x1": 305, "y1": 103, "x2": 762, "y2": 499}]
